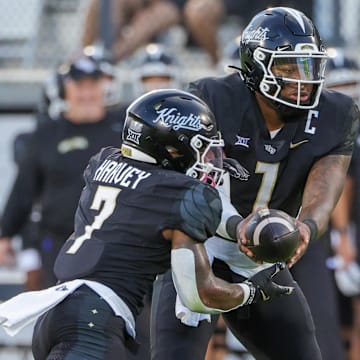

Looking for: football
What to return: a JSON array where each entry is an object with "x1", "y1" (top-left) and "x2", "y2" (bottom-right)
[{"x1": 245, "y1": 208, "x2": 300, "y2": 263}]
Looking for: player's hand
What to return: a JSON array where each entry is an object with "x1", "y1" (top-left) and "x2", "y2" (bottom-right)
[
  {"x1": 287, "y1": 219, "x2": 311, "y2": 268},
  {"x1": 236, "y1": 209, "x2": 264, "y2": 264},
  {"x1": 0, "y1": 237, "x2": 15, "y2": 267},
  {"x1": 222, "y1": 158, "x2": 249, "y2": 181},
  {"x1": 242, "y1": 262, "x2": 294, "y2": 305}
]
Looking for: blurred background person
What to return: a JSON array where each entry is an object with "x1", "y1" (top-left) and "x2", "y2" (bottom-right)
[
  {"x1": 0, "y1": 50, "x2": 125, "y2": 291},
  {"x1": 82, "y1": 0, "x2": 186, "y2": 62},
  {"x1": 132, "y1": 42, "x2": 182, "y2": 97},
  {"x1": 183, "y1": 0, "x2": 314, "y2": 65},
  {"x1": 37, "y1": 45, "x2": 123, "y2": 125},
  {"x1": 325, "y1": 47, "x2": 360, "y2": 360}
]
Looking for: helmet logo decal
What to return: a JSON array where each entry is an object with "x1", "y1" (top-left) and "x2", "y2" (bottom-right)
[
  {"x1": 126, "y1": 129, "x2": 141, "y2": 145},
  {"x1": 284, "y1": 7, "x2": 306, "y2": 32},
  {"x1": 243, "y1": 27, "x2": 270, "y2": 44},
  {"x1": 154, "y1": 107, "x2": 205, "y2": 131},
  {"x1": 125, "y1": 119, "x2": 143, "y2": 144}
]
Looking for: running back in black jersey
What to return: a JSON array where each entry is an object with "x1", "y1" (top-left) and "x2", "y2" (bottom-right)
[
  {"x1": 188, "y1": 73, "x2": 360, "y2": 217},
  {"x1": 54, "y1": 146, "x2": 222, "y2": 316}
]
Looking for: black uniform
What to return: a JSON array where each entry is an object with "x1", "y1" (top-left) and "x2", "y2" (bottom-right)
[
  {"x1": 32, "y1": 147, "x2": 222, "y2": 360},
  {"x1": 0, "y1": 111, "x2": 124, "y2": 287},
  {"x1": 151, "y1": 73, "x2": 359, "y2": 360},
  {"x1": 349, "y1": 134, "x2": 360, "y2": 255}
]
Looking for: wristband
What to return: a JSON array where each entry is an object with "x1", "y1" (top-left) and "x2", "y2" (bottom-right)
[
  {"x1": 226, "y1": 215, "x2": 244, "y2": 240},
  {"x1": 238, "y1": 283, "x2": 251, "y2": 306},
  {"x1": 303, "y1": 219, "x2": 318, "y2": 243}
]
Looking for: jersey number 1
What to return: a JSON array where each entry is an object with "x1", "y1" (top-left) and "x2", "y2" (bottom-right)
[
  {"x1": 253, "y1": 162, "x2": 279, "y2": 210},
  {"x1": 66, "y1": 185, "x2": 121, "y2": 254}
]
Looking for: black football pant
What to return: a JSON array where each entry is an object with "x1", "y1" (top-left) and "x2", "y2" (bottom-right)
[
  {"x1": 151, "y1": 260, "x2": 321, "y2": 360},
  {"x1": 291, "y1": 237, "x2": 346, "y2": 360},
  {"x1": 32, "y1": 285, "x2": 131, "y2": 360}
]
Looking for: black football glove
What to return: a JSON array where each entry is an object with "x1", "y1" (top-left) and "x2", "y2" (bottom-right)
[
  {"x1": 223, "y1": 158, "x2": 249, "y2": 181},
  {"x1": 242, "y1": 262, "x2": 294, "y2": 305}
]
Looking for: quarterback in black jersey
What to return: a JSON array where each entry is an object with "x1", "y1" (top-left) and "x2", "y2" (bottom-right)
[
  {"x1": 151, "y1": 7, "x2": 360, "y2": 360},
  {"x1": 0, "y1": 89, "x2": 293, "y2": 360}
]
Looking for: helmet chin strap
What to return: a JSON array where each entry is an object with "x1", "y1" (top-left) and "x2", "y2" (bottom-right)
[
  {"x1": 273, "y1": 101, "x2": 307, "y2": 123},
  {"x1": 200, "y1": 173, "x2": 218, "y2": 188},
  {"x1": 260, "y1": 92, "x2": 308, "y2": 123}
]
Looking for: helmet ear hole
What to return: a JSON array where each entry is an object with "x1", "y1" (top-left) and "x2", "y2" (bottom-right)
[
  {"x1": 187, "y1": 169, "x2": 198, "y2": 179},
  {"x1": 191, "y1": 137, "x2": 203, "y2": 149},
  {"x1": 254, "y1": 50, "x2": 266, "y2": 62},
  {"x1": 260, "y1": 83, "x2": 270, "y2": 92}
]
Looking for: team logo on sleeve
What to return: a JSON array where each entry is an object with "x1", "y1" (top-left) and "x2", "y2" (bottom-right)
[
  {"x1": 264, "y1": 144, "x2": 277, "y2": 155},
  {"x1": 235, "y1": 135, "x2": 250, "y2": 148}
]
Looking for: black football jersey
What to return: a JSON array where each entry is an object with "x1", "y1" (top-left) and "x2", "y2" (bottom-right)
[
  {"x1": 348, "y1": 132, "x2": 360, "y2": 249},
  {"x1": 188, "y1": 73, "x2": 360, "y2": 217},
  {"x1": 54, "y1": 147, "x2": 222, "y2": 316}
]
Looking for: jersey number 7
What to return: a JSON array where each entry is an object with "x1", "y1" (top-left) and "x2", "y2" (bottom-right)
[{"x1": 66, "y1": 185, "x2": 121, "y2": 254}]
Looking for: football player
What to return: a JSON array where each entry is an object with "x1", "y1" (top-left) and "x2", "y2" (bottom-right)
[
  {"x1": 0, "y1": 89, "x2": 294, "y2": 360},
  {"x1": 151, "y1": 7, "x2": 360, "y2": 360}
]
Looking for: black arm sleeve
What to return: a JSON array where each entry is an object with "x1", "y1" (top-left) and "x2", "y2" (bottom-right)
[
  {"x1": 0, "y1": 131, "x2": 42, "y2": 237},
  {"x1": 177, "y1": 183, "x2": 222, "y2": 242}
]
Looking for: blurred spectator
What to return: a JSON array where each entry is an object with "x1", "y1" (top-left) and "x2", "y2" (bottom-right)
[
  {"x1": 132, "y1": 43, "x2": 182, "y2": 97},
  {"x1": 325, "y1": 47, "x2": 360, "y2": 104},
  {"x1": 37, "y1": 45, "x2": 123, "y2": 124},
  {"x1": 0, "y1": 51, "x2": 125, "y2": 290},
  {"x1": 82, "y1": 0, "x2": 186, "y2": 62},
  {"x1": 217, "y1": 35, "x2": 241, "y2": 74},
  {"x1": 183, "y1": 0, "x2": 313, "y2": 65},
  {"x1": 326, "y1": 48, "x2": 360, "y2": 360}
]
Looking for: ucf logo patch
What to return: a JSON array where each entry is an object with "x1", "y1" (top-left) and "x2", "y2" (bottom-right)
[{"x1": 264, "y1": 144, "x2": 277, "y2": 155}]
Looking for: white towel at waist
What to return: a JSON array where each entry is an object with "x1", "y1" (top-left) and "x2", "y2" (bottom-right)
[
  {"x1": 0, "y1": 279, "x2": 135, "y2": 338},
  {"x1": 175, "y1": 295, "x2": 211, "y2": 327}
]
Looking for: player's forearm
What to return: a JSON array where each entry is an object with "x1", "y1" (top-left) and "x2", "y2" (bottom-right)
[
  {"x1": 196, "y1": 273, "x2": 247, "y2": 312},
  {"x1": 216, "y1": 189, "x2": 243, "y2": 240},
  {"x1": 299, "y1": 154, "x2": 351, "y2": 238},
  {"x1": 171, "y1": 243, "x2": 248, "y2": 313}
]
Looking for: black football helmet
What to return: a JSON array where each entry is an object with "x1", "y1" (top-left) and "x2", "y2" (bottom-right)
[
  {"x1": 239, "y1": 7, "x2": 328, "y2": 110},
  {"x1": 121, "y1": 89, "x2": 224, "y2": 186}
]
